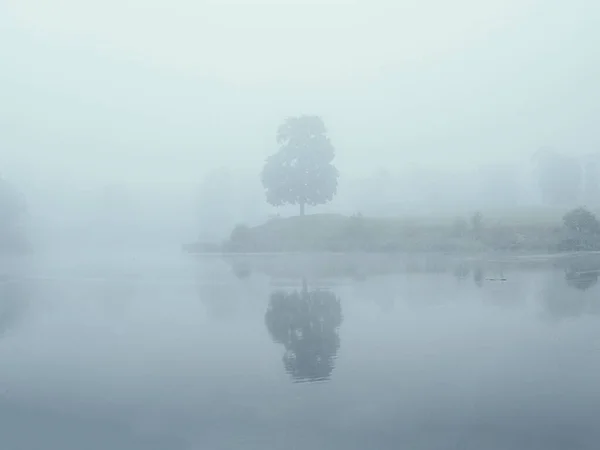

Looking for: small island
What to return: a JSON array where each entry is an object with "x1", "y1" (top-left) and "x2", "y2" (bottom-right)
[
  {"x1": 186, "y1": 115, "x2": 600, "y2": 255},
  {"x1": 185, "y1": 208, "x2": 600, "y2": 254}
]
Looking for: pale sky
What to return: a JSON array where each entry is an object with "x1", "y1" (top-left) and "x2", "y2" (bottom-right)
[
  {"x1": 1, "y1": 0, "x2": 599, "y2": 184},
  {"x1": 4, "y1": 0, "x2": 536, "y2": 83}
]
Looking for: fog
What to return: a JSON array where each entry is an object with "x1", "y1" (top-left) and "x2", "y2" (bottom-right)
[
  {"x1": 2, "y1": 0, "x2": 600, "y2": 243},
  {"x1": 4, "y1": 4, "x2": 600, "y2": 446}
]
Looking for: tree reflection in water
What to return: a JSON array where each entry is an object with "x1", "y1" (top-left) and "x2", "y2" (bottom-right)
[
  {"x1": 473, "y1": 266, "x2": 484, "y2": 288},
  {"x1": 0, "y1": 278, "x2": 28, "y2": 338},
  {"x1": 542, "y1": 260, "x2": 600, "y2": 320},
  {"x1": 565, "y1": 268, "x2": 599, "y2": 291},
  {"x1": 265, "y1": 280, "x2": 342, "y2": 383}
]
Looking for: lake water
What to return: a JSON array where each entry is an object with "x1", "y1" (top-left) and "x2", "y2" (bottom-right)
[{"x1": 1, "y1": 251, "x2": 600, "y2": 450}]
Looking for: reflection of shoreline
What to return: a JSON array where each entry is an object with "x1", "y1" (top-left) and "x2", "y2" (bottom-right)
[
  {"x1": 540, "y1": 258, "x2": 600, "y2": 321},
  {"x1": 265, "y1": 280, "x2": 343, "y2": 383},
  {"x1": 0, "y1": 256, "x2": 33, "y2": 338},
  {"x1": 225, "y1": 252, "x2": 600, "y2": 323},
  {"x1": 565, "y1": 265, "x2": 599, "y2": 291},
  {"x1": 0, "y1": 279, "x2": 29, "y2": 338},
  {"x1": 224, "y1": 252, "x2": 600, "y2": 283}
]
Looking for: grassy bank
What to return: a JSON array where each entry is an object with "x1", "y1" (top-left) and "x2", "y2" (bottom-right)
[{"x1": 186, "y1": 211, "x2": 581, "y2": 254}]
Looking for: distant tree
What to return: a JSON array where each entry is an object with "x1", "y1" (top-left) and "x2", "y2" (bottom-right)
[
  {"x1": 563, "y1": 207, "x2": 600, "y2": 235},
  {"x1": 261, "y1": 115, "x2": 339, "y2": 216},
  {"x1": 533, "y1": 148, "x2": 581, "y2": 205},
  {"x1": 560, "y1": 207, "x2": 600, "y2": 251},
  {"x1": 226, "y1": 223, "x2": 253, "y2": 252}
]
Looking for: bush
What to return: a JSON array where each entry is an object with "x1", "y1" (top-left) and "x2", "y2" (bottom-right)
[
  {"x1": 223, "y1": 224, "x2": 254, "y2": 252},
  {"x1": 563, "y1": 207, "x2": 600, "y2": 234},
  {"x1": 560, "y1": 207, "x2": 600, "y2": 251}
]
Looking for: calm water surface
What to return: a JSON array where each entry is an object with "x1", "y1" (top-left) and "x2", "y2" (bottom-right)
[{"x1": 1, "y1": 251, "x2": 600, "y2": 450}]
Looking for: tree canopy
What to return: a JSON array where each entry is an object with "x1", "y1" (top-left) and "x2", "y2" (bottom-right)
[
  {"x1": 563, "y1": 207, "x2": 600, "y2": 235},
  {"x1": 261, "y1": 115, "x2": 339, "y2": 215},
  {"x1": 559, "y1": 207, "x2": 600, "y2": 251}
]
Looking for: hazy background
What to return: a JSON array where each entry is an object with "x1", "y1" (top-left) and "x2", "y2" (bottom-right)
[{"x1": 1, "y1": 0, "x2": 599, "y2": 245}]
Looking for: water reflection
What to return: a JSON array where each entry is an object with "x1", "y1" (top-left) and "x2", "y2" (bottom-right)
[
  {"x1": 565, "y1": 268, "x2": 598, "y2": 291},
  {"x1": 265, "y1": 279, "x2": 343, "y2": 383},
  {"x1": 542, "y1": 285, "x2": 600, "y2": 320},
  {"x1": 564, "y1": 259, "x2": 600, "y2": 291},
  {"x1": 473, "y1": 266, "x2": 484, "y2": 287},
  {"x1": 5, "y1": 253, "x2": 600, "y2": 448},
  {"x1": 452, "y1": 262, "x2": 470, "y2": 280},
  {"x1": 231, "y1": 262, "x2": 252, "y2": 279},
  {"x1": 96, "y1": 276, "x2": 136, "y2": 317},
  {"x1": 540, "y1": 259, "x2": 600, "y2": 320},
  {"x1": 0, "y1": 278, "x2": 29, "y2": 338}
]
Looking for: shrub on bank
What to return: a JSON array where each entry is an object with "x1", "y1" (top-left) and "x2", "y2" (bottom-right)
[{"x1": 559, "y1": 207, "x2": 600, "y2": 251}]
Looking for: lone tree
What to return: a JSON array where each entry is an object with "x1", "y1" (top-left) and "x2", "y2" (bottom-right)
[{"x1": 261, "y1": 115, "x2": 339, "y2": 216}]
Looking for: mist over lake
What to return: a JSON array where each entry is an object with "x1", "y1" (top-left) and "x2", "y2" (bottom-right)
[
  {"x1": 0, "y1": 251, "x2": 599, "y2": 450},
  {"x1": 3, "y1": 0, "x2": 600, "y2": 447}
]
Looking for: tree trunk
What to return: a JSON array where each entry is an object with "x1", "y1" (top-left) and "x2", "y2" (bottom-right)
[{"x1": 299, "y1": 202, "x2": 305, "y2": 216}]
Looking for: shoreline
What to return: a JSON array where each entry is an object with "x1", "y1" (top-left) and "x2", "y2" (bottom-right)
[{"x1": 185, "y1": 211, "x2": 600, "y2": 256}]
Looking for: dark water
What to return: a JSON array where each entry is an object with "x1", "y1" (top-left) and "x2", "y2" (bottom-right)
[{"x1": 1, "y1": 251, "x2": 600, "y2": 450}]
